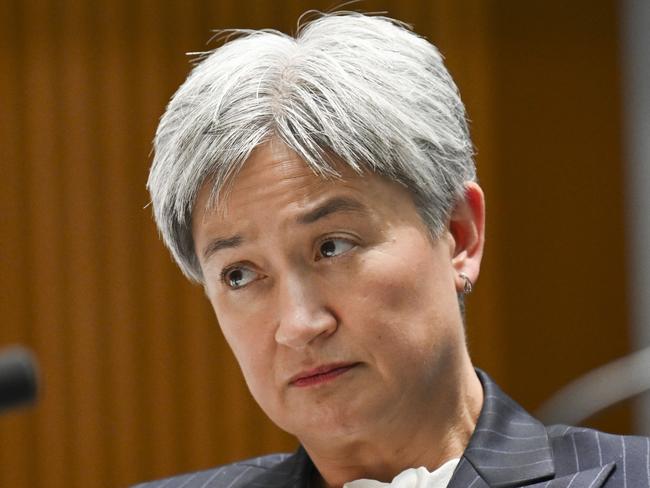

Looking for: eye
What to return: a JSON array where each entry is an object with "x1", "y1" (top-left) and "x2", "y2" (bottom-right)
[
  {"x1": 317, "y1": 238, "x2": 355, "y2": 260},
  {"x1": 221, "y1": 266, "x2": 259, "y2": 290}
]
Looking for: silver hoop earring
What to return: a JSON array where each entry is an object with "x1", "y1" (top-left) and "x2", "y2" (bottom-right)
[{"x1": 459, "y1": 272, "x2": 473, "y2": 294}]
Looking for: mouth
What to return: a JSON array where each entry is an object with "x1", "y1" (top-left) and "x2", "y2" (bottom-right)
[{"x1": 289, "y1": 362, "x2": 359, "y2": 388}]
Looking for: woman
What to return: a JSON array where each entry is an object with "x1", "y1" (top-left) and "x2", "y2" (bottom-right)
[{"x1": 137, "y1": 12, "x2": 649, "y2": 488}]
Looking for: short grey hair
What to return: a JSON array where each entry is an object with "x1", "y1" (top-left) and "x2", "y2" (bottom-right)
[{"x1": 148, "y1": 12, "x2": 476, "y2": 283}]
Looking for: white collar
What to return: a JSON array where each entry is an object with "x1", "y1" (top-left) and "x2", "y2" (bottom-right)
[{"x1": 343, "y1": 458, "x2": 460, "y2": 488}]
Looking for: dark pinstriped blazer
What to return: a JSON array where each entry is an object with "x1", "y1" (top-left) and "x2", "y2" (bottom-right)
[{"x1": 133, "y1": 370, "x2": 650, "y2": 487}]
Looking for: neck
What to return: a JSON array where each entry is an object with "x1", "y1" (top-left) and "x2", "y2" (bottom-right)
[{"x1": 302, "y1": 363, "x2": 483, "y2": 488}]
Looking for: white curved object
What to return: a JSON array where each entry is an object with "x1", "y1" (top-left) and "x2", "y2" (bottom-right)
[{"x1": 535, "y1": 347, "x2": 650, "y2": 426}]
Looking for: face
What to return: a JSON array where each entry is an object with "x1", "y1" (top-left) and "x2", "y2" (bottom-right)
[{"x1": 192, "y1": 141, "x2": 476, "y2": 443}]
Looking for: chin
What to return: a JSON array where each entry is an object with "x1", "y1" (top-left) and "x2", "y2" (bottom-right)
[{"x1": 283, "y1": 396, "x2": 385, "y2": 442}]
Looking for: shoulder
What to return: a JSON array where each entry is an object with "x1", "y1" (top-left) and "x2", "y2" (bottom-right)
[
  {"x1": 546, "y1": 424, "x2": 650, "y2": 485},
  {"x1": 131, "y1": 453, "x2": 294, "y2": 488}
]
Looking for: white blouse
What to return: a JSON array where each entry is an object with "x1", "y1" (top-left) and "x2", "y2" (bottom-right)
[{"x1": 342, "y1": 458, "x2": 460, "y2": 488}]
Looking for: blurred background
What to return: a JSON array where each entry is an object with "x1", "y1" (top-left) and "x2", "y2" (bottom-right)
[{"x1": 1, "y1": 0, "x2": 648, "y2": 487}]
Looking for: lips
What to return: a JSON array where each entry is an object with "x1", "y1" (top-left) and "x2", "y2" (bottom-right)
[{"x1": 289, "y1": 362, "x2": 358, "y2": 387}]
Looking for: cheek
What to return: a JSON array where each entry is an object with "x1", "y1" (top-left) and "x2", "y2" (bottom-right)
[
  {"x1": 361, "y1": 242, "x2": 452, "y2": 310},
  {"x1": 342, "y1": 241, "x2": 459, "y2": 345},
  {"x1": 211, "y1": 304, "x2": 275, "y2": 391},
  {"x1": 219, "y1": 323, "x2": 278, "y2": 411}
]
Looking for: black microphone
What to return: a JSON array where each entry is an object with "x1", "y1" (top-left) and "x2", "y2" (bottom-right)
[{"x1": 0, "y1": 346, "x2": 39, "y2": 413}]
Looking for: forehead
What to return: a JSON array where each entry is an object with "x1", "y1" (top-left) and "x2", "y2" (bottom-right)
[
  {"x1": 194, "y1": 140, "x2": 405, "y2": 223},
  {"x1": 224, "y1": 142, "x2": 353, "y2": 204}
]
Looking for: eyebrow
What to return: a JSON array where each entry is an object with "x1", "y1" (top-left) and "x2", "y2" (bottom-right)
[
  {"x1": 297, "y1": 196, "x2": 367, "y2": 224},
  {"x1": 201, "y1": 196, "x2": 367, "y2": 261},
  {"x1": 202, "y1": 235, "x2": 243, "y2": 261}
]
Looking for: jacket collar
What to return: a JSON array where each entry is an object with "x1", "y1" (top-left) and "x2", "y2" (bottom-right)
[
  {"x1": 449, "y1": 369, "x2": 556, "y2": 487},
  {"x1": 450, "y1": 369, "x2": 615, "y2": 488}
]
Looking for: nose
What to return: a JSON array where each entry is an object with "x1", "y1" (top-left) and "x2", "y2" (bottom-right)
[{"x1": 274, "y1": 273, "x2": 338, "y2": 350}]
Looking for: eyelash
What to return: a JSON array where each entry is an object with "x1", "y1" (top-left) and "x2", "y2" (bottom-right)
[
  {"x1": 219, "y1": 236, "x2": 359, "y2": 290},
  {"x1": 314, "y1": 235, "x2": 357, "y2": 261}
]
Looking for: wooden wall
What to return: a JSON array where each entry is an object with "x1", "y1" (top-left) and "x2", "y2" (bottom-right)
[{"x1": 0, "y1": 1, "x2": 631, "y2": 487}]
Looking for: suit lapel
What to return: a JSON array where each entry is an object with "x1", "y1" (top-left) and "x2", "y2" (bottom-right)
[
  {"x1": 449, "y1": 371, "x2": 616, "y2": 488},
  {"x1": 524, "y1": 462, "x2": 615, "y2": 487},
  {"x1": 247, "y1": 446, "x2": 314, "y2": 488},
  {"x1": 446, "y1": 458, "x2": 491, "y2": 488},
  {"x1": 449, "y1": 370, "x2": 556, "y2": 488}
]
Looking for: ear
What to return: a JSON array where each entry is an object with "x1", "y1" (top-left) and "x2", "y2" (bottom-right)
[{"x1": 448, "y1": 182, "x2": 485, "y2": 293}]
